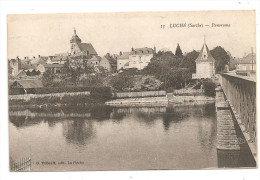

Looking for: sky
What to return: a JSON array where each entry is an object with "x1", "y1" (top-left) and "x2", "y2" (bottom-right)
[{"x1": 7, "y1": 10, "x2": 256, "y2": 59}]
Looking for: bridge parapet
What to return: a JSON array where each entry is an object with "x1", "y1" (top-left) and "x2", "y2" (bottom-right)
[{"x1": 219, "y1": 73, "x2": 257, "y2": 159}]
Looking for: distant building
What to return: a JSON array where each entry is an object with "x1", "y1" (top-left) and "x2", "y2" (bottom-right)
[
  {"x1": 46, "y1": 54, "x2": 68, "y2": 65},
  {"x1": 117, "y1": 52, "x2": 131, "y2": 70},
  {"x1": 100, "y1": 56, "x2": 112, "y2": 72},
  {"x1": 31, "y1": 55, "x2": 48, "y2": 65},
  {"x1": 192, "y1": 41, "x2": 215, "y2": 79},
  {"x1": 36, "y1": 64, "x2": 46, "y2": 74},
  {"x1": 117, "y1": 47, "x2": 155, "y2": 71},
  {"x1": 70, "y1": 28, "x2": 98, "y2": 57},
  {"x1": 10, "y1": 28, "x2": 101, "y2": 76},
  {"x1": 9, "y1": 57, "x2": 21, "y2": 76},
  {"x1": 88, "y1": 55, "x2": 102, "y2": 67},
  {"x1": 10, "y1": 79, "x2": 44, "y2": 94},
  {"x1": 43, "y1": 64, "x2": 64, "y2": 74},
  {"x1": 20, "y1": 63, "x2": 37, "y2": 73},
  {"x1": 15, "y1": 70, "x2": 28, "y2": 79},
  {"x1": 236, "y1": 53, "x2": 256, "y2": 74}
]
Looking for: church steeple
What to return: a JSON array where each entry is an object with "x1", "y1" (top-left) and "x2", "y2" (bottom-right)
[
  {"x1": 70, "y1": 28, "x2": 81, "y2": 44},
  {"x1": 70, "y1": 28, "x2": 82, "y2": 54}
]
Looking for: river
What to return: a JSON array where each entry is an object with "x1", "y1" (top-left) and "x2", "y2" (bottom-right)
[{"x1": 9, "y1": 102, "x2": 256, "y2": 171}]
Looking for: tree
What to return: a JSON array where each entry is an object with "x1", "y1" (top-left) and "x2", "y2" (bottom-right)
[
  {"x1": 63, "y1": 56, "x2": 95, "y2": 85},
  {"x1": 210, "y1": 46, "x2": 230, "y2": 73},
  {"x1": 142, "y1": 51, "x2": 193, "y2": 90},
  {"x1": 150, "y1": 50, "x2": 181, "y2": 68},
  {"x1": 175, "y1": 43, "x2": 183, "y2": 58},
  {"x1": 42, "y1": 69, "x2": 55, "y2": 87},
  {"x1": 110, "y1": 73, "x2": 134, "y2": 91},
  {"x1": 180, "y1": 50, "x2": 199, "y2": 73}
]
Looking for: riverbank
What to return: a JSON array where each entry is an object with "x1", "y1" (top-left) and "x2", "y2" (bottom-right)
[
  {"x1": 105, "y1": 96, "x2": 168, "y2": 106},
  {"x1": 105, "y1": 94, "x2": 215, "y2": 106},
  {"x1": 168, "y1": 95, "x2": 215, "y2": 103}
]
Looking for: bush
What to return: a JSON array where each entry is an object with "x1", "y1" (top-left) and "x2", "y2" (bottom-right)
[{"x1": 202, "y1": 79, "x2": 216, "y2": 97}]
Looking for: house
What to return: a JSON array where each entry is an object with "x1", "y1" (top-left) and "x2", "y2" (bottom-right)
[
  {"x1": 20, "y1": 63, "x2": 37, "y2": 73},
  {"x1": 15, "y1": 70, "x2": 27, "y2": 79},
  {"x1": 117, "y1": 52, "x2": 131, "y2": 70},
  {"x1": 10, "y1": 79, "x2": 44, "y2": 94},
  {"x1": 192, "y1": 41, "x2": 215, "y2": 79},
  {"x1": 46, "y1": 53, "x2": 68, "y2": 64},
  {"x1": 31, "y1": 55, "x2": 48, "y2": 65},
  {"x1": 129, "y1": 47, "x2": 154, "y2": 70},
  {"x1": 100, "y1": 56, "x2": 111, "y2": 72},
  {"x1": 88, "y1": 55, "x2": 102, "y2": 67},
  {"x1": 43, "y1": 64, "x2": 64, "y2": 74},
  {"x1": 117, "y1": 47, "x2": 155, "y2": 71},
  {"x1": 236, "y1": 53, "x2": 256, "y2": 74}
]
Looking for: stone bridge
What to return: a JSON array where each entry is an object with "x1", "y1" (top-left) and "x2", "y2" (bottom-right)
[{"x1": 217, "y1": 73, "x2": 257, "y2": 161}]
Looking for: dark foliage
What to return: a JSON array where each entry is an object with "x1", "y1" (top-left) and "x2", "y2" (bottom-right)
[
  {"x1": 202, "y1": 79, "x2": 217, "y2": 97},
  {"x1": 42, "y1": 69, "x2": 55, "y2": 87},
  {"x1": 175, "y1": 43, "x2": 183, "y2": 58},
  {"x1": 180, "y1": 50, "x2": 199, "y2": 73},
  {"x1": 210, "y1": 46, "x2": 230, "y2": 73},
  {"x1": 142, "y1": 51, "x2": 192, "y2": 90}
]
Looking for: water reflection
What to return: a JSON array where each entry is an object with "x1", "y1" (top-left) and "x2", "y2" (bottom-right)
[
  {"x1": 9, "y1": 102, "x2": 256, "y2": 170},
  {"x1": 9, "y1": 116, "x2": 41, "y2": 128},
  {"x1": 62, "y1": 120, "x2": 95, "y2": 146}
]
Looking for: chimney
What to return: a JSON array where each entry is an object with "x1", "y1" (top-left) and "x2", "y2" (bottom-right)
[
  {"x1": 33, "y1": 56, "x2": 35, "y2": 59},
  {"x1": 24, "y1": 57, "x2": 27, "y2": 60},
  {"x1": 153, "y1": 46, "x2": 156, "y2": 54},
  {"x1": 119, "y1": 51, "x2": 122, "y2": 56},
  {"x1": 16, "y1": 56, "x2": 19, "y2": 60},
  {"x1": 131, "y1": 47, "x2": 134, "y2": 51},
  {"x1": 38, "y1": 55, "x2": 41, "y2": 58}
]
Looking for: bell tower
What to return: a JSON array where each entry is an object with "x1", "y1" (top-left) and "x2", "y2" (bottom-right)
[{"x1": 70, "y1": 28, "x2": 82, "y2": 54}]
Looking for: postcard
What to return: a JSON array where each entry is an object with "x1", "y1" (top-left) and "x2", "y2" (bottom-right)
[{"x1": 7, "y1": 10, "x2": 257, "y2": 171}]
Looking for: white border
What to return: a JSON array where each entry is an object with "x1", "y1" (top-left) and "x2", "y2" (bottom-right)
[{"x1": 1, "y1": 1, "x2": 260, "y2": 180}]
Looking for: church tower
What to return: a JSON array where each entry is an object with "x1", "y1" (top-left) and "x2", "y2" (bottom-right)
[{"x1": 70, "y1": 28, "x2": 82, "y2": 54}]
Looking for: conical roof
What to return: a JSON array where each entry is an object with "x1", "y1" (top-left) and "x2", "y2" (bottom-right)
[{"x1": 195, "y1": 43, "x2": 215, "y2": 62}]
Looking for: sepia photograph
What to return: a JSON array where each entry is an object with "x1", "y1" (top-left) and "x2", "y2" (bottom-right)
[{"x1": 7, "y1": 10, "x2": 257, "y2": 172}]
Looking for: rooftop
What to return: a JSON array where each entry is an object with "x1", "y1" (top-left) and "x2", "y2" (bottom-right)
[
  {"x1": 195, "y1": 44, "x2": 215, "y2": 62},
  {"x1": 78, "y1": 43, "x2": 98, "y2": 55},
  {"x1": 118, "y1": 52, "x2": 131, "y2": 60},
  {"x1": 130, "y1": 47, "x2": 154, "y2": 55},
  {"x1": 13, "y1": 79, "x2": 44, "y2": 89}
]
